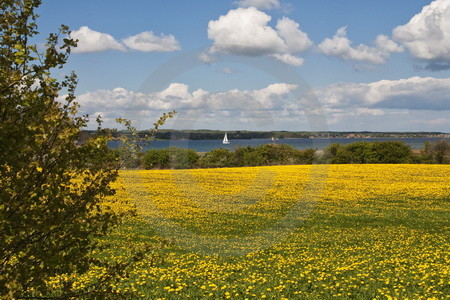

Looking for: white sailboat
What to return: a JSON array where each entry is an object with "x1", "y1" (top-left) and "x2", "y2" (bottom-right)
[{"x1": 223, "y1": 133, "x2": 230, "y2": 144}]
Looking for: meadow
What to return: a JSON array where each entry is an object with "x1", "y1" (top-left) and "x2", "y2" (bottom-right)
[{"x1": 51, "y1": 165, "x2": 449, "y2": 299}]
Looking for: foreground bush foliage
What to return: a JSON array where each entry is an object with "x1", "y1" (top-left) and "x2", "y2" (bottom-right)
[
  {"x1": 0, "y1": 1, "x2": 175, "y2": 298},
  {"x1": 0, "y1": 1, "x2": 122, "y2": 297}
]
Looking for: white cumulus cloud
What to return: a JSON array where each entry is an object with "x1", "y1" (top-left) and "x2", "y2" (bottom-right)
[
  {"x1": 270, "y1": 53, "x2": 304, "y2": 66},
  {"x1": 235, "y1": 0, "x2": 280, "y2": 10},
  {"x1": 206, "y1": 7, "x2": 312, "y2": 65},
  {"x1": 276, "y1": 17, "x2": 313, "y2": 53},
  {"x1": 198, "y1": 52, "x2": 216, "y2": 63},
  {"x1": 122, "y1": 31, "x2": 180, "y2": 52},
  {"x1": 70, "y1": 26, "x2": 126, "y2": 53},
  {"x1": 393, "y1": 0, "x2": 450, "y2": 62},
  {"x1": 374, "y1": 34, "x2": 404, "y2": 53},
  {"x1": 318, "y1": 27, "x2": 403, "y2": 64},
  {"x1": 70, "y1": 26, "x2": 180, "y2": 53}
]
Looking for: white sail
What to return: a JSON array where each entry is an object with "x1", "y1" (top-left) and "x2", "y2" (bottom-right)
[{"x1": 223, "y1": 133, "x2": 230, "y2": 144}]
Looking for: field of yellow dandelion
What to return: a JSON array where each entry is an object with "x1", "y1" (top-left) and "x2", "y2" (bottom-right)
[{"x1": 55, "y1": 165, "x2": 450, "y2": 299}]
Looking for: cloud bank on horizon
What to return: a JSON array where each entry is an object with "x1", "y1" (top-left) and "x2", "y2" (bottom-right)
[
  {"x1": 72, "y1": 76, "x2": 450, "y2": 131},
  {"x1": 60, "y1": 0, "x2": 450, "y2": 131}
]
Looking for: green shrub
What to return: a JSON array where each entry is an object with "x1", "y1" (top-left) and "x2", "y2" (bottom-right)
[
  {"x1": 233, "y1": 146, "x2": 266, "y2": 166},
  {"x1": 366, "y1": 141, "x2": 412, "y2": 163},
  {"x1": 294, "y1": 148, "x2": 316, "y2": 164},
  {"x1": 167, "y1": 146, "x2": 200, "y2": 169},
  {"x1": 143, "y1": 149, "x2": 170, "y2": 169},
  {"x1": 232, "y1": 144, "x2": 316, "y2": 167},
  {"x1": 198, "y1": 148, "x2": 235, "y2": 168},
  {"x1": 322, "y1": 142, "x2": 356, "y2": 164},
  {"x1": 143, "y1": 147, "x2": 200, "y2": 169},
  {"x1": 323, "y1": 141, "x2": 413, "y2": 164},
  {"x1": 418, "y1": 139, "x2": 450, "y2": 164}
]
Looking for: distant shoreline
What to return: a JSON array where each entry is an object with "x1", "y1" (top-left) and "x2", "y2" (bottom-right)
[{"x1": 83, "y1": 129, "x2": 450, "y2": 142}]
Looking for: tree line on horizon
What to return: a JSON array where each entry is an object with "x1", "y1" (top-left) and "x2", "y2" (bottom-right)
[{"x1": 79, "y1": 129, "x2": 450, "y2": 141}]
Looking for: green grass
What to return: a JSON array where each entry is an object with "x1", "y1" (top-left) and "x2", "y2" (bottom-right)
[
  {"x1": 62, "y1": 165, "x2": 450, "y2": 299},
  {"x1": 96, "y1": 197, "x2": 449, "y2": 299}
]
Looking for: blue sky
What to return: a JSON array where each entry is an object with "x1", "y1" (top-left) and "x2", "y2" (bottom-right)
[{"x1": 37, "y1": 0, "x2": 450, "y2": 132}]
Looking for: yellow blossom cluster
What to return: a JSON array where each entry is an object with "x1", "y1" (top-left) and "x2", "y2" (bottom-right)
[{"x1": 47, "y1": 165, "x2": 450, "y2": 299}]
